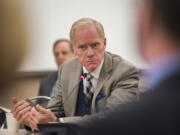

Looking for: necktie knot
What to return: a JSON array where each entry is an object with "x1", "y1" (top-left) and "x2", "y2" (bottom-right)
[{"x1": 86, "y1": 73, "x2": 93, "y2": 81}]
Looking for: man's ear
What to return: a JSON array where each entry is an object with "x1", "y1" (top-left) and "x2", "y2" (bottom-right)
[{"x1": 104, "y1": 38, "x2": 107, "y2": 49}]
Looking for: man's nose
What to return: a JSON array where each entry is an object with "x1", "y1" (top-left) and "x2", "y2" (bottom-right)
[
  {"x1": 58, "y1": 53, "x2": 64, "y2": 60},
  {"x1": 86, "y1": 47, "x2": 94, "y2": 57}
]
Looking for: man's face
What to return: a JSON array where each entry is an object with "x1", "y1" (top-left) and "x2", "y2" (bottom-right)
[
  {"x1": 54, "y1": 41, "x2": 74, "y2": 68},
  {"x1": 73, "y1": 25, "x2": 106, "y2": 72}
]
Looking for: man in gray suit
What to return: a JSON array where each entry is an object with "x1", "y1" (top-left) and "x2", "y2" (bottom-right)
[{"x1": 12, "y1": 18, "x2": 139, "y2": 130}]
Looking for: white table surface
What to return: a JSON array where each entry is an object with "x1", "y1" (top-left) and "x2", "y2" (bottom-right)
[{"x1": 0, "y1": 129, "x2": 40, "y2": 135}]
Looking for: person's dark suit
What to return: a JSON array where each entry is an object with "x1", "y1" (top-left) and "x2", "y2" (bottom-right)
[
  {"x1": 38, "y1": 71, "x2": 58, "y2": 97},
  {"x1": 82, "y1": 70, "x2": 180, "y2": 135}
]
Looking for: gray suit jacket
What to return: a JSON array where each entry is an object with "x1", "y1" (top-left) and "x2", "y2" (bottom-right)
[{"x1": 47, "y1": 52, "x2": 139, "y2": 124}]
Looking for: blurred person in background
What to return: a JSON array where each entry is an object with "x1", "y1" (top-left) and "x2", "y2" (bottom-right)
[
  {"x1": 38, "y1": 39, "x2": 74, "y2": 98},
  {"x1": 80, "y1": 0, "x2": 180, "y2": 135},
  {"x1": 0, "y1": 0, "x2": 27, "y2": 97},
  {"x1": 0, "y1": 0, "x2": 27, "y2": 127}
]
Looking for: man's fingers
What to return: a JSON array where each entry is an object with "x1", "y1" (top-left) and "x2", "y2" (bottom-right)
[
  {"x1": 29, "y1": 118, "x2": 38, "y2": 131},
  {"x1": 30, "y1": 113, "x2": 39, "y2": 124},
  {"x1": 15, "y1": 102, "x2": 30, "y2": 113},
  {"x1": 14, "y1": 102, "x2": 31, "y2": 117},
  {"x1": 36, "y1": 105, "x2": 48, "y2": 114},
  {"x1": 31, "y1": 107, "x2": 39, "y2": 117},
  {"x1": 29, "y1": 108, "x2": 40, "y2": 130},
  {"x1": 14, "y1": 100, "x2": 27, "y2": 112},
  {"x1": 12, "y1": 97, "x2": 18, "y2": 104},
  {"x1": 30, "y1": 107, "x2": 40, "y2": 121},
  {"x1": 16, "y1": 106, "x2": 31, "y2": 121},
  {"x1": 13, "y1": 100, "x2": 25, "y2": 116},
  {"x1": 36, "y1": 105, "x2": 56, "y2": 122},
  {"x1": 12, "y1": 97, "x2": 18, "y2": 114},
  {"x1": 19, "y1": 111, "x2": 30, "y2": 124}
]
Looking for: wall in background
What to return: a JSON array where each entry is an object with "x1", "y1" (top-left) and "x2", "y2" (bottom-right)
[
  {"x1": 0, "y1": 77, "x2": 42, "y2": 109},
  {"x1": 17, "y1": 0, "x2": 146, "y2": 71}
]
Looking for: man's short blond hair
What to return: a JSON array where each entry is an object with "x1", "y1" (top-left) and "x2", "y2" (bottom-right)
[{"x1": 70, "y1": 18, "x2": 105, "y2": 44}]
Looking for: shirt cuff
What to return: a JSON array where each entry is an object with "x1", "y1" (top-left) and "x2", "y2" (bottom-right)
[{"x1": 59, "y1": 118, "x2": 64, "y2": 123}]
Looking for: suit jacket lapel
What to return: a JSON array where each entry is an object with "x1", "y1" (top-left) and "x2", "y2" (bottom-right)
[
  {"x1": 66, "y1": 59, "x2": 83, "y2": 116},
  {"x1": 91, "y1": 52, "x2": 112, "y2": 113}
]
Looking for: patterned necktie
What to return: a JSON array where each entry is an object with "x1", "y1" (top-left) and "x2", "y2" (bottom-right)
[{"x1": 84, "y1": 73, "x2": 94, "y2": 105}]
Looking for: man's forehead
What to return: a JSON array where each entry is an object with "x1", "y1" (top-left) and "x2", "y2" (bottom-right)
[
  {"x1": 74, "y1": 27, "x2": 102, "y2": 43},
  {"x1": 75, "y1": 25, "x2": 98, "y2": 34}
]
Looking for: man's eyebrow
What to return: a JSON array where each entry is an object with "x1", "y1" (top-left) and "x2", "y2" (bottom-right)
[
  {"x1": 78, "y1": 44, "x2": 86, "y2": 47},
  {"x1": 91, "y1": 42, "x2": 99, "y2": 44}
]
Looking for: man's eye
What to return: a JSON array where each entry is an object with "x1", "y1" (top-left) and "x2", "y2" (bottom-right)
[
  {"x1": 92, "y1": 43, "x2": 99, "y2": 48},
  {"x1": 55, "y1": 53, "x2": 59, "y2": 57},
  {"x1": 79, "y1": 45, "x2": 85, "y2": 49}
]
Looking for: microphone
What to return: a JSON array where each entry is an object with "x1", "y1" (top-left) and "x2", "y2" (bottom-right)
[{"x1": 47, "y1": 73, "x2": 87, "y2": 113}]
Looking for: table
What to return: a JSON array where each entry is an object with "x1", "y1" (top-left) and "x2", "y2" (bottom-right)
[{"x1": 0, "y1": 129, "x2": 40, "y2": 135}]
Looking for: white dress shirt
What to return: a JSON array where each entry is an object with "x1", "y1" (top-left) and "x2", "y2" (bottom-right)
[{"x1": 83, "y1": 59, "x2": 104, "y2": 92}]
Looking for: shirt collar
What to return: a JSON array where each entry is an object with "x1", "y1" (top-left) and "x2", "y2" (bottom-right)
[
  {"x1": 83, "y1": 59, "x2": 104, "y2": 80},
  {"x1": 144, "y1": 52, "x2": 180, "y2": 88}
]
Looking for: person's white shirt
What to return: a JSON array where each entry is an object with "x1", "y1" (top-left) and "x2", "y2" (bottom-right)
[{"x1": 83, "y1": 59, "x2": 104, "y2": 92}]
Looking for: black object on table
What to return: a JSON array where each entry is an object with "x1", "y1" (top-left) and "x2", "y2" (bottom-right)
[
  {"x1": 38, "y1": 122, "x2": 81, "y2": 135},
  {"x1": 0, "y1": 109, "x2": 5, "y2": 127}
]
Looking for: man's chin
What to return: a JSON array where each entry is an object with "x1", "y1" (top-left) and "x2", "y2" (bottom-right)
[{"x1": 86, "y1": 66, "x2": 97, "y2": 72}]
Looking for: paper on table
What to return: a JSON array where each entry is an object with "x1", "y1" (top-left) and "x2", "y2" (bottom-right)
[{"x1": 0, "y1": 106, "x2": 11, "y2": 113}]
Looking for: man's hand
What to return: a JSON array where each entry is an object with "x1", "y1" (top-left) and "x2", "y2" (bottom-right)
[
  {"x1": 29, "y1": 104, "x2": 57, "y2": 130},
  {"x1": 12, "y1": 97, "x2": 32, "y2": 126}
]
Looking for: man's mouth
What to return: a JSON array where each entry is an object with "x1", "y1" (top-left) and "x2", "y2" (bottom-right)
[
  {"x1": 87, "y1": 60, "x2": 95, "y2": 63},
  {"x1": 86, "y1": 61, "x2": 97, "y2": 65}
]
